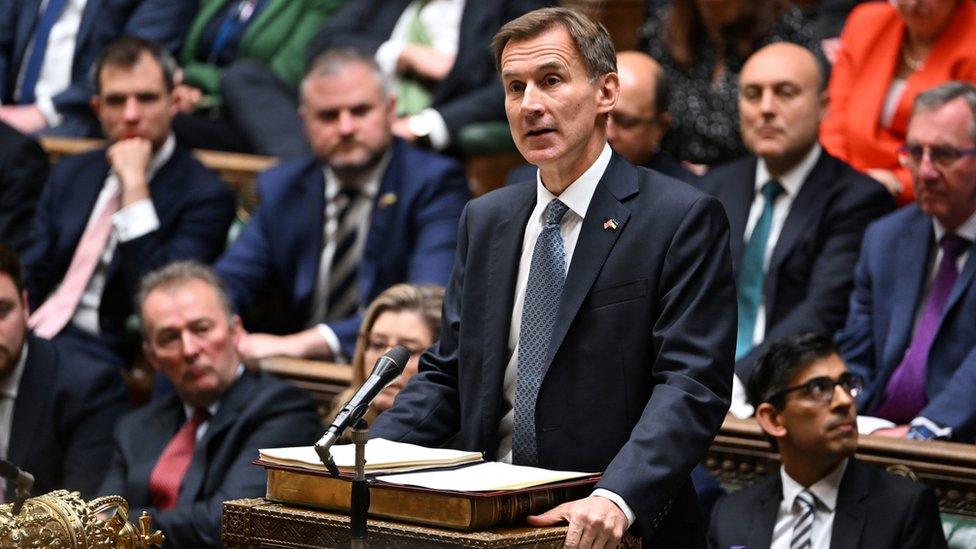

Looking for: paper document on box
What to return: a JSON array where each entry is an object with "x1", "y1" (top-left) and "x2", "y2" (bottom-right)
[
  {"x1": 260, "y1": 439, "x2": 483, "y2": 474},
  {"x1": 376, "y1": 461, "x2": 594, "y2": 491}
]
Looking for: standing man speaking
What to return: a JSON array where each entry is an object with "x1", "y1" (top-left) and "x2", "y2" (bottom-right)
[{"x1": 371, "y1": 8, "x2": 736, "y2": 547}]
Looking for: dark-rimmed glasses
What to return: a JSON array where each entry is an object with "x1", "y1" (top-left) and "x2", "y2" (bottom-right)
[
  {"x1": 898, "y1": 144, "x2": 976, "y2": 169},
  {"x1": 767, "y1": 372, "x2": 863, "y2": 405}
]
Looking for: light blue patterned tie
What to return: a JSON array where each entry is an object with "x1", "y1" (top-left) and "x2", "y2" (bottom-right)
[
  {"x1": 736, "y1": 180, "x2": 783, "y2": 360},
  {"x1": 513, "y1": 198, "x2": 569, "y2": 466}
]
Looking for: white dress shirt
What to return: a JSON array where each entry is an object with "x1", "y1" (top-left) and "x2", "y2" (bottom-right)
[
  {"x1": 312, "y1": 153, "x2": 390, "y2": 360},
  {"x1": 494, "y1": 144, "x2": 634, "y2": 524},
  {"x1": 70, "y1": 134, "x2": 174, "y2": 335},
  {"x1": 771, "y1": 458, "x2": 848, "y2": 549},
  {"x1": 375, "y1": 0, "x2": 465, "y2": 150},
  {"x1": 13, "y1": 0, "x2": 87, "y2": 126},
  {"x1": 729, "y1": 145, "x2": 822, "y2": 419}
]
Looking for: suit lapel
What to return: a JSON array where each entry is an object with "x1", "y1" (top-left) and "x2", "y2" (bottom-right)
[
  {"x1": 479, "y1": 184, "x2": 536, "y2": 455},
  {"x1": 746, "y1": 475, "x2": 781, "y2": 549},
  {"x1": 722, "y1": 160, "x2": 757, "y2": 273},
  {"x1": 8, "y1": 337, "x2": 53, "y2": 470},
  {"x1": 360, "y1": 142, "x2": 402, "y2": 303},
  {"x1": 829, "y1": 460, "x2": 868, "y2": 549},
  {"x1": 75, "y1": 0, "x2": 104, "y2": 55},
  {"x1": 13, "y1": 1, "x2": 44, "y2": 71},
  {"x1": 544, "y1": 155, "x2": 634, "y2": 370},
  {"x1": 133, "y1": 397, "x2": 184, "y2": 507},
  {"x1": 941, "y1": 238, "x2": 976, "y2": 322},
  {"x1": 63, "y1": 155, "x2": 111, "y2": 258},
  {"x1": 291, "y1": 163, "x2": 327, "y2": 316},
  {"x1": 882, "y1": 212, "x2": 932, "y2": 370}
]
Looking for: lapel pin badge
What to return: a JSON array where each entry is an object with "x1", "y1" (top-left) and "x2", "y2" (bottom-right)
[
  {"x1": 603, "y1": 218, "x2": 619, "y2": 231},
  {"x1": 378, "y1": 193, "x2": 397, "y2": 208}
]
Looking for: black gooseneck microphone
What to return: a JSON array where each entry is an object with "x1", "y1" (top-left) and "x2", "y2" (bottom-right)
[
  {"x1": 314, "y1": 345, "x2": 410, "y2": 469},
  {"x1": 0, "y1": 458, "x2": 34, "y2": 514}
]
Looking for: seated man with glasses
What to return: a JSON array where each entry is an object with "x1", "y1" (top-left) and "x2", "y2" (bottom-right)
[
  {"x1": 709, "y1": 332, "x2": 947, "y2": 549},
  {"x1": 836, "y1": 81, "x2": 976, "y2": 443}
]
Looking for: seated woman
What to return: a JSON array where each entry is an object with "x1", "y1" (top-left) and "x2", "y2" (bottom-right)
[
  {"x1": 820, "y1": 0, "x2": 976, "y2": 205},
  {"x1": 172, "y1": 0, "x2": 341, "y2": 157},
  {"x1": 639, "y1": 0, "x2": 818, "y2": 168},
  {"x1": 329, "y1": 284, "x2": 444, "y2": 426}
]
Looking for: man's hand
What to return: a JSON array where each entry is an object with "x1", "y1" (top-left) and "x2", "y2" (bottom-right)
[
  {"x1": 0, "y1": 104, "x2": 47, "y2": 134},
  {"x1": 527, "y1": 496, "x2": 627, "y2": 549},
  {"x1": 391, "y1": 117, "x2": 416, "y2": 143},
  {"x1": 107, "y1": 138, "x2": 152, "y2": 206},
  {"x1": 873, "y1": 424, "x2": 910, "y2": 438},
  {"x1": 172, "y1": 84, "x2": 203, "y2": 113},
  {"x1": 396, "y1": 44, "x2": 454, "y2": 82},
  {"x1": 236, "y1": 328, "x2": 336, "y2": 363}
]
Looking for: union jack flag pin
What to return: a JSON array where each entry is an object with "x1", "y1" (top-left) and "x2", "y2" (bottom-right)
[{"x1": 603, "y1": 218, "x2": 618, "y2": 231}]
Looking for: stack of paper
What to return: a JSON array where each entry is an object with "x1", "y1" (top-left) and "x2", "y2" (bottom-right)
[
  {"x1": 377, "y1": 461, "x2": 594, "y2": 492},
  {"x1": 259, "y1": 438, "x2": 483, "y2": 474}
]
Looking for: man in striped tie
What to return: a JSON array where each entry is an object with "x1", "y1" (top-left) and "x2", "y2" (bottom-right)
[
  {"x1": 216, "y1": 47, "x2": 469, "y2": 363},
  {"x1": 708, "y1": 333, "x2": 946, "y2": 549}
]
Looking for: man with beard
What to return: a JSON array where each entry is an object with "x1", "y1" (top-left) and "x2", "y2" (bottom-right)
[
  {"x1": 0, "y1": 243, "x2": 128, "y2": 500},
  {"x1": 709, "y1": 333, "x2": 946, "y2": 549},
  {"x1": 216, "y1": 48, "x2": 469, "y2": 361}
]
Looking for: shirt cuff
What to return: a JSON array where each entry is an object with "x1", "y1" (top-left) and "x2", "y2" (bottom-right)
[
  {"x1": 908, "y1": 417, "x2": 952, "y2": 440},
  {"x1": 315, "y1": 323, "x2": 344, "y2": 362},
  {"x1": 415, "y1": 108, "x2": 451, "y2": 150},
  {"x1": 591, "y1": 488, "x2": 636, "y2": 527},
  {"x1": 35, "y1": 95, "x2": 61, "y2": 128},
  {"x1": 112, "y1": 199, "x2": 159, "y2": 242},
  {"x1": 728, "y1": 373, "x2": 755, "y2": 419},
  {"x1": 375, "y1": 40, "x2": 404, "y2": 77}
]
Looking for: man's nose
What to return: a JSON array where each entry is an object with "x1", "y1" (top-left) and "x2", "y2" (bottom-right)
[
  {"x1": 337, "y1": 110, "x2": 355, "y2": 135},
  {"x1": 519, "y1": 83, "x2": 545, "y2": 116},
  {"x1": 123, "y1": 96, "x2": 140, "y2": 121},
  {"x1": 180, "y1": 330, "x2": 201, "y2": 360}
]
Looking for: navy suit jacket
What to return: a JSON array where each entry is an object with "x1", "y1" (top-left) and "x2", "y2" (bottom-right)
[
  {"x1": 372, "y1": 153, "x2": 736, "y2": 543},
  {"x1": 22, "y1": 145, "x2": 235, "y2": 356},
  {"x1": 698, "y1": 150, "x2": 894, "y2": 378},
  {"x1": 6, "y1": 334, "x2": 129, "y2": 500},
  {"x1": 837, "y1": 205, "x2": 976, "y2": 440},
  {"x1": 708, "y1": 459, "x2": 946, "y2": 549},
  {"x1": 0, "y1": 0, "x2": 194, "y2": 134},
  {"x1": 97, "y1": 369, "x2": 322, "y2": 549},
  {"x1": 216, "y1": 138, "x2": 469, "y2": 356},
  {"x1": 0, "y1": 120, "x2": 47, "y2": 254},
  {"x1": 306, "y1": 0, "x2": 549, "y2": 143}
]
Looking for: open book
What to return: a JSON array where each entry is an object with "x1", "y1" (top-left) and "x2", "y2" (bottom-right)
[
  {"x1": 259, "y1": 438, "x2": 483, "y2": 475},
  {"x1": 377, "y1": 461, "x2": 593, "y2": 491}
]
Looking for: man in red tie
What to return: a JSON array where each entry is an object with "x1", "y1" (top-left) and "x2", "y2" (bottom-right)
[
  {"x1": 97, "y1": 261, "x2": 321, "y2": 548},
  {"x1": 21, "y1": 36, "x2": 235, "y2": 367}
]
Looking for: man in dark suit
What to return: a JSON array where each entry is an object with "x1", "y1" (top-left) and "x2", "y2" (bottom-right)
[
  {"x1": 0, "y1": 0, "x2": 194, "y2": 137},
  {"x1": 372, "y1": 9, "x2": 736, "y2": 547},
  {"x1": 216, "y1": 48, "x2": 469, "y2": 362},
  {"x1": 0, "y1": 243, "x2": 128, "y2": 500},
  {"x1": 21, "y1": 37, "x2": 236, "y2": 364},
  {"x1": 709, "y1": 333, "x2": 946, "y2": 549},
  {"x1": 697, "y1": 43, "x2": 893, "y2": 416},
  {"x1": 0, "y1": 121, "x2": 48, "y2": 254},
  {"x1": 836, "y1": 82, "x2": 976, "y2": 442},
  {"x1": 98, "y1": 261, "x2": 322, "y2": 548}
]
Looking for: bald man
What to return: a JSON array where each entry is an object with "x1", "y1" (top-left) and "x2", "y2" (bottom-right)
[{"x1": 697, "y1": 43, "x2": 894, "y2": 416}]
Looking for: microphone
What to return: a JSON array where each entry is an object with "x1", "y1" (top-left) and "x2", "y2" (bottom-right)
[
  {"x1": 314, "y1": 345, "x2": 410, "y2": 468},
  {"x1": 0, "y1": 458, "x2": 34, "y2": 515}
]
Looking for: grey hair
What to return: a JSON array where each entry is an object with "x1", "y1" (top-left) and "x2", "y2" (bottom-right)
[
  {"x1": 913, "y1": 81, "x2": 976, "y2": 141},
  {"x1": 301, "y1": 47, "x2": 393, "y2": 101},
  {"x1": 135, "y1": 261, "x2": 235, "y2": 338}
]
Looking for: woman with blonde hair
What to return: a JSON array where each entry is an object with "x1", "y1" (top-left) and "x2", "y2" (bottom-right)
[{"x1": 328, "y1": 283, "x2": 445, "y2": 425}]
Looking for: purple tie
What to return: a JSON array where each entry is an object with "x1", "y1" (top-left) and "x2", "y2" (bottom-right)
[{"x1": 874, "y1": 233, "x2": 970, "y2": 424}]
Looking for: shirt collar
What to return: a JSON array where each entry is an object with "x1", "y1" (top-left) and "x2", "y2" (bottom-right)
[
  {"x1": 325, "y1": 150, "x2": 391, "y2": 202},
  {"x1": 780, "y1": 457, "x2": 848, "y2": 513},
  {"x1": 148, "y1": 134, "x2": 176, "y2": 180},
  {"x1": 933, "y1": 210, "x2": 976, "y2": 244},
  {"x1": 754, "y1": 144, "x2": 822, "y2": 199},
  {"x1": 0, "y1": 341, "x2": 28, "y2": 400},
  {"x1": 534, "y1": 143, "x2": 613, "y2": 221}
]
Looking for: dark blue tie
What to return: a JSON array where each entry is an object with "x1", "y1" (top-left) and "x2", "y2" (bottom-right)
[
  {"x1": 19, "y1": 0, "x2": 69, "y2": 104},
  {"x1": 513, "y1": 198, "x2": 569, "y2": 466},
  {"x1": 735, "y1": 180, "x2": 783, "y2": 360}
]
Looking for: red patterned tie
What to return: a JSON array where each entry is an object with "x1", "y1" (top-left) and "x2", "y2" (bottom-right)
[{"x1": 148, "y1": 408, "x2": 210, "y2": 511}]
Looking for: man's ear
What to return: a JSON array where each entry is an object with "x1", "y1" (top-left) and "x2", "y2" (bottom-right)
[
  {"x1": 90, "y1": 96, "x2": 101, "y2": 118},
  {"x1": 595, "y1": 72, "x2": 619, "y2": 114},
  {"x1": 19, "y1": 289, "x2": 28, "y2": 324},
  {"x1": 755, "y1": 402, "x2": 788, "y2": 439}
]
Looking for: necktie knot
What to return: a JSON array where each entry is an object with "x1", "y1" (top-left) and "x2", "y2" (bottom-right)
[
  {"x1": 188, "y1": 408, "x2": 210, "y2": 428},
  {"x1": 761, "y1": 180, "x2": 784, "y2": 203},
  {"x1": 795, "y1": 489, "x2": 817, "y2": 512},
  {"x1": 543, "y1": 199, "x2": 569, "y2": 228},
  {"x1": 940, "y1": 233, "x2": 970, "y2": 260}
]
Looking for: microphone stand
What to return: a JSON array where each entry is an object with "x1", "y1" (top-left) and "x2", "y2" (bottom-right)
[{"x1": 349, "y1": 419, "x2": 370, "y2": 548}]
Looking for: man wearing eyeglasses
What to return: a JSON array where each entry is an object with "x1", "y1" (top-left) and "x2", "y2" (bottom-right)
[
  {"x1": 708, "y1": 332, "x2": 947, "y2": 549},
  {"x1": 696, "y1": 43, "x2": 894, "y2": 417},
  {"x1": 836, "y1": 81, "x2": 976, "y2": 443}
]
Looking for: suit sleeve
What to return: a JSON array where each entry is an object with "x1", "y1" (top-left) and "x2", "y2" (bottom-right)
[
  {"x1": 0, "y1": 131, "x2": 49, "y2": 255},
  {"x1": 835, "y1": 225, "x2": 880, "y2": 389},
  {"x1": 20, "y1": 166, "x2": 61, "y2": 310},
  {"x1": 150, "y1": 390, "x2": 322, "y2": 548},
  {"x1": 596, "y1": 195, "x2": 736, "y2": 536},
  {"x1": 736, "y1": 181, "x2": 894, "y2": 374},
  {"x1": 898, "y1": 485, "x2": 949, "y2": 549},
  {"x1": 917, "y1": 344, "x2": 976, "y2": 442},
  {"x1": 215, "y1": 176, "x2": 278, "y2": 315},
  {"x1": 369, "y1": 205, "x2": 469, "y2": 445}
]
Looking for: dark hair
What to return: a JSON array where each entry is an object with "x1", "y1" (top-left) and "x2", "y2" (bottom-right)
[
  {"x1": 91, "y1": 36, "x2": 177, "y2": 94},
  {"x1": 747, "y1": 332, "x2": 839, "y2": 410},
  {"x1": 0, "y1": 243, "x2": 23, "y2": 292},
  {"x1": 492, "y1": 7, "x2": 617, "y2": 81},
  {"x1": 663, "y1": 0, "x2": 787, "y2": 70}
]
